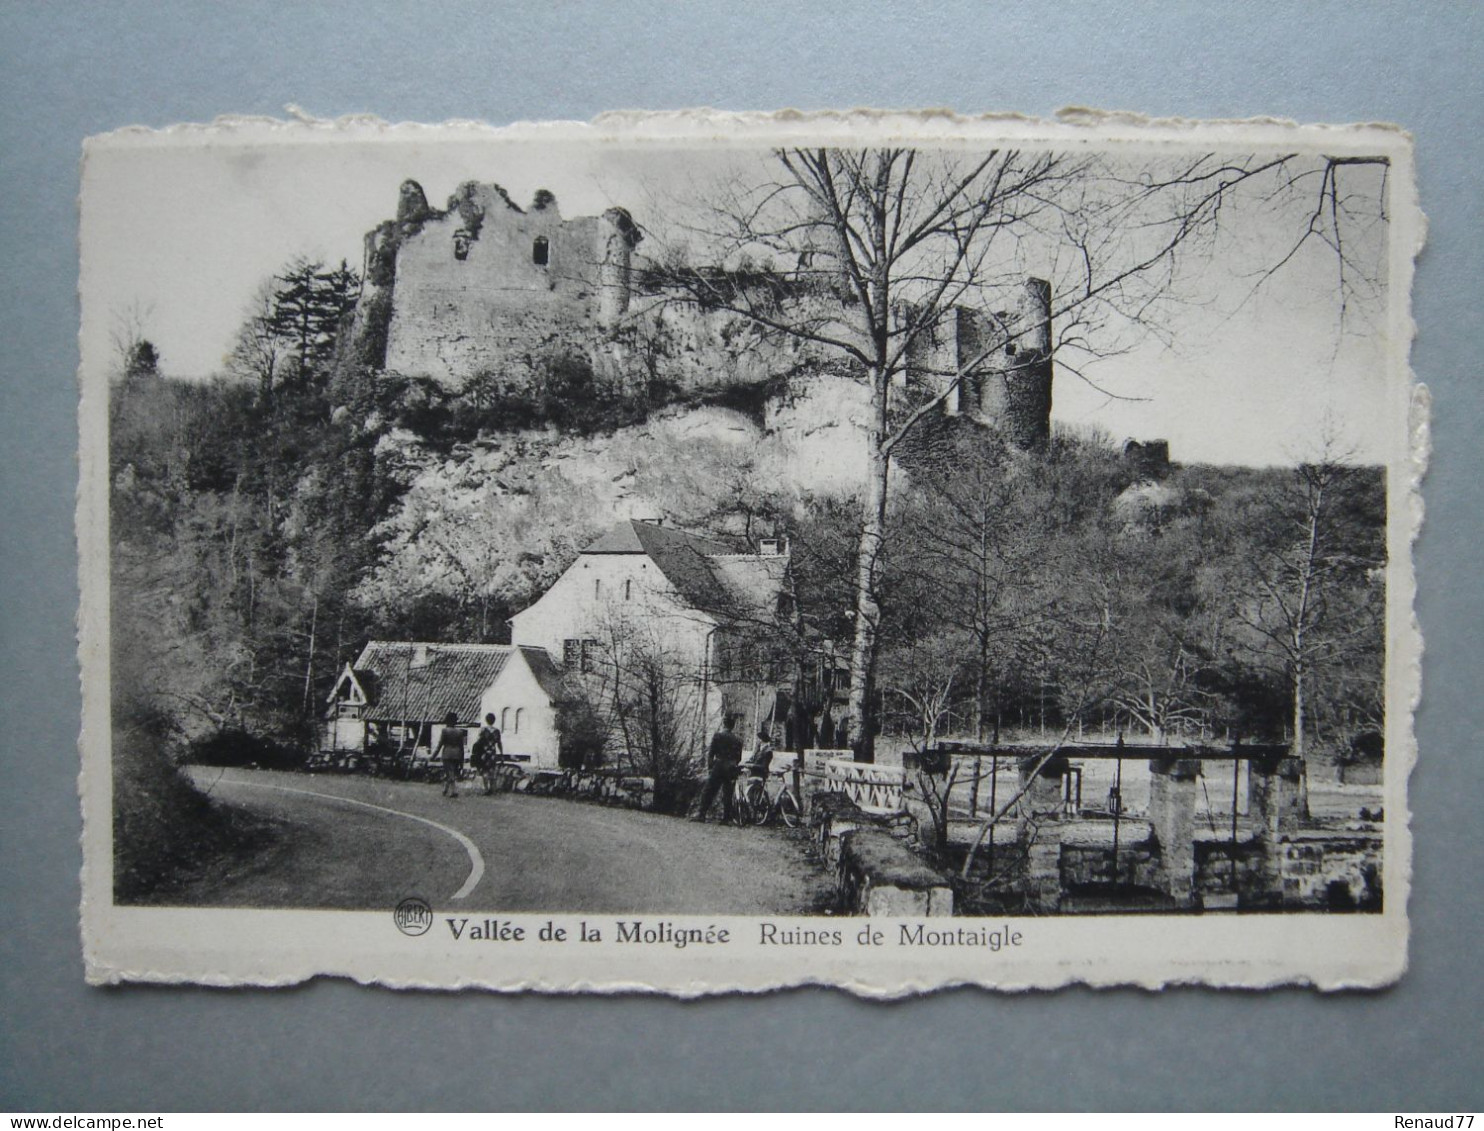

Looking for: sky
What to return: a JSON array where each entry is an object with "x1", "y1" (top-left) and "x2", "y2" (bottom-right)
[{"x1": 79, "y1": 127, "x2": 1399, "y2": 466}]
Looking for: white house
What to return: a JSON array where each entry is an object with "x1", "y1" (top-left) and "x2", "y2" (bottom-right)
[
  {"x1": 323, "y1": 641, "x2": 566, "y2": 768},
  {"x1": 509, "y1": 519, "x2": 792, "y2": 748}
]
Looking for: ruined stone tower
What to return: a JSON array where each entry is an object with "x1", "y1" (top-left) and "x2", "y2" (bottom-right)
[
  {"x1": 908, "y1": 276, "x2": 1055, "y2": 450},
  {"x1": 597, "y1": 206, "x2": 642, "y2": 329},
  {"x1": 999, "y1": 277, "x2": 1054, "y2": 451}
]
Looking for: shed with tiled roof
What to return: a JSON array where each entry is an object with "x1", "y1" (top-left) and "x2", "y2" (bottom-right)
[{"x1": 322, "y1": 641, "x2": 565, "y2": 768}]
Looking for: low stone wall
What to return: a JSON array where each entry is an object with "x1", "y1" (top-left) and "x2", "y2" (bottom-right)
[
  {"x1": 1017, "y1": 820, "x2": 1163, "y2": 911},
  {"x1": 1193, "y1": 838, "x2": 1267, "y2": 900},
  {"x1": 810, "y1": 790, "x2": 953, "y2": 915},
  {"x1": 1061, "y1": 841, "x2": 1164, "y2": 892},
  {"x1": 515, "y1": 768, "x2": 656, "y2": 810},
  {"x1": 1017, "y1": 816, "x2": 1380, "y2": 911},
  {"x1": 1276, "y1": 832, "x2": 1383, "y2": 909},
  {"x1": 839, "y1": 830, "x2": 954, "y2": 916},
  {"x1": 810, "y1": 790, "x2": 880, "y2": 868}
]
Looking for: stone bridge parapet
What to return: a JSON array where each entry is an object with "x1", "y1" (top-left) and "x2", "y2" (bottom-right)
[{"x1": 810, "y1": 790, "x2": 953, "y2": 915}]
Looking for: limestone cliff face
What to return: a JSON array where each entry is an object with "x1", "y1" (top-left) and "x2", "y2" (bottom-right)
[
  {"x1": 760, "y1": 373, "x2": 878, "y2": 496},
  {"x1": 352, "y1": 392, "x2": 881, "y2": 619}
]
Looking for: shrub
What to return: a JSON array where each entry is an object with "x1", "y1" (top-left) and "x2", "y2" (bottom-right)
[
  {"x1": 556, "y1": 697, "x2": 609, "y2": 770},
  {"x1": 187, "y1": 728, "x2": 306, "y2": 772},
  {"x1": 113, "y1": 703, "x2": 268, "y2": 903}
]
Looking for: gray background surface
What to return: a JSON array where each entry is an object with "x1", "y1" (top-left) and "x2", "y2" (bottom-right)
[{"x1": 1, "y1": 0, "x2": 1479, "y2": 1112}]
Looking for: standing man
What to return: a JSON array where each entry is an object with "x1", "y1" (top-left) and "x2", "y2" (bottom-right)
[{"x1": 692, "y1": 714, "x2": 744, "y2": 823}]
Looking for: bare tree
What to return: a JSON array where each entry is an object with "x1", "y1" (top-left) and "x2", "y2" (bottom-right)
[
  {"x1": 878, "y1": 630, "x2": 967, "y2": 851},
  {"x1": 109, "y1": 300, "x2": 156, "y2": 382},
  {"x1": 898, "y1": 432, "x2": 1063, "y2": 740},
  {"x1": 581, "y1": 612, "x2": 708, "y2": 789},
  {"x1": 225, "y1": 280, "x2": 284, "y2": 404},
  {"x1": 1232, "y1": 453, "x2": 1384, "y2": 764}
]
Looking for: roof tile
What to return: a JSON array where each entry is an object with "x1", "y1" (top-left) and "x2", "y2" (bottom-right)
[{"x1": 354, "y1": 642, "x2": 514, "y2": 724}]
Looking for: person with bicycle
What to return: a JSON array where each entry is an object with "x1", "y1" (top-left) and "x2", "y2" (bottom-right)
[
  {"x1": 745, "y1": 727, "x2": 775, "y2": 782},
  {"x1": 472, "y1": 712, "x2": 504, "y2": 795},
  {"x1": 691, "y1": 714, "x2": 743, "y2": 824},
  {"x1": 734, "y1": 727, "x2": 776, "y2": 826},
  {"x1": 737, "y1": 730, "x2": 804, "y2": 827}
]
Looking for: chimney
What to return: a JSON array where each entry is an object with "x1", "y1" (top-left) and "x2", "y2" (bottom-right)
[{"x1": 411, "y1": 643, "x2": 429, "y2": 668}]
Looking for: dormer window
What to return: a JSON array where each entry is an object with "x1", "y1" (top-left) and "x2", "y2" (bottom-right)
[{"x1": 532, "y1": 236, "x2": 550, "y2": 266}]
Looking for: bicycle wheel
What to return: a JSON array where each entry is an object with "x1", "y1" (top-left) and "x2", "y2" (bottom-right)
[
  {"x1": 746, "y1": 780, "x2": 770, "y2": 825},
  {"x1": 730, "y1": 791, "x2": 751, "y2": 826},
  {"x1": 777, "y1": 788, "x2": 802, "y2": 828}
]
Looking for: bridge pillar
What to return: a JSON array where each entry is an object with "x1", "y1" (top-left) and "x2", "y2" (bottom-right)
[{"x1": 1148, "y1": 756, "x2": 1201, "y2": 907}]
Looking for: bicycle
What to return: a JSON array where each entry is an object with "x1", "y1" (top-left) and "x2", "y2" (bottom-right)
[{"x1": 738, "y1": 768, "x2": 803, "y2": 828}]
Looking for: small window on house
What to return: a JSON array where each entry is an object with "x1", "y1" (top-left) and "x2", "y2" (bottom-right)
[
  {"x1": 501, "y1": 707, "x2": 511, "y2": 731},
  {"x1": 532, "y1": 236, "x2": 549, "y2": 266},
  {"x1": 595, "y1": 578, "x2": 602, "y2": 600},
  {"x1": 514, "y1": 708, "x2": 524, "y2": 734},
  {"x1": 563, "y1": 637, "x2": 599, "y2": 674},
  {"x1": 624, "y1": 579, "x2": 632, "y2": 601},
  {"x1": 453, "y1": 231, "x2": 471, "y2": 261}
]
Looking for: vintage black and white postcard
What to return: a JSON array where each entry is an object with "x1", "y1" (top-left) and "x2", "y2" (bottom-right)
[{"x1": 78, "y1": 112, "x2": 1421, "y2": 992}]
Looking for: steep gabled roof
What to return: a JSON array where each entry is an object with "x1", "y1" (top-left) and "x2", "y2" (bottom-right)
[
  {"x1": 581, "y1": 520, "x2": 789, "y2": 625},
  {"x1": 353, "y1": 641, "x2": 514, "y2": 724},
  {"x1": 326, "y1": 662, "x2": 374, "y2": 705},
  {"x1": 583, "y1": 519, "x2": 733, "y2": 558},
  {"x1": 351, "y1": 668, "x2": 379, "y2": 701},
  {"x1": 583, "y1": 520, "x2": 738, "y2": 615},
  {"x1": 518, "y1": 645, "x2": 568, "y2": 703}
]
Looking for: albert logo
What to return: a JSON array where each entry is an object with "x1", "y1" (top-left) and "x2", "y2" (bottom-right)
[{"x1": 393, "y1": 897, "x2": 433, "y2": 937}]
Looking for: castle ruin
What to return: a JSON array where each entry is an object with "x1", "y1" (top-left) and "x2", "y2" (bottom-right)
[
  {"x1": 344, "y1": 178, "x2": 1056, "y2": 450},
  {"x1": 347, "y1": 179, "x2": 642, "y2": 381}
]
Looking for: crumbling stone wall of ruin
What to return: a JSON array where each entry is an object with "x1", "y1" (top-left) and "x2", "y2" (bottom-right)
[{"x1": 382, "y1": 183, "x2": 614, "y2": 380}]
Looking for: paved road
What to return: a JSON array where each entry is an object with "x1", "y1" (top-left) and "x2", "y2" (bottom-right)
[{"x1": 181, "y1": 767, "x2": 833, "y2": 915}]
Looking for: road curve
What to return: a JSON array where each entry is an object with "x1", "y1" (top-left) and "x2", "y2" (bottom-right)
[
  {"x1": 182, "y1": 767, "x2": 833, "y2": 916},
  {"x1": 216, "y1": 777, "x2": 485, "y2": 899}
]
